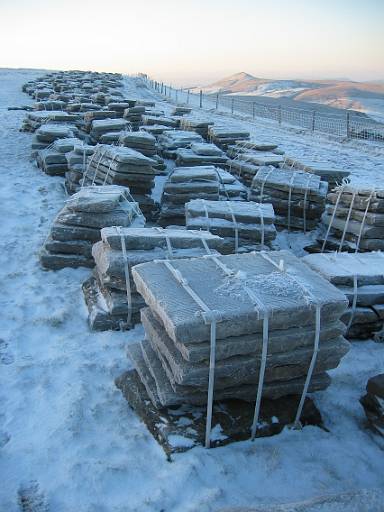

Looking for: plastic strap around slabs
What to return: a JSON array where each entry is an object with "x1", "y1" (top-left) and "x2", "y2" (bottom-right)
[
  {"x1": 116, "y1": 226, "x2": 133, "y2": 328},
  {"x1": 259, "y1": 204, "x2": 265, "y2": 247},
  {"x1": 293, "y1": 303, "x2": 321, "y2": 427},
  {"x1": 160, "y1": 259, "x2": 222, "y2": 449},
  {"x1": 201, "y1": 252, "x2": 268, "y2": 438},
  {"x1": 81, "y1": 145, "x2": 100, "y2": 188},
  {"x1": 346, "y1": 275, "x2": 358, "y2": 332},
  {"x1": 302, "y1": 173, "x2": 316, "y2": 234},
  {"x1": 226, "y1": 201, "x2": 239, "y2": 253},
  {"x1": 82, "y1": 146, "x2": 86, "y2": 174},
  {"x1": 201, "y1": 199, "x2": 211, "y2": 232},
  {"x1": 355, "y1": 190, "x2": 375, "y2": 253},
  {"x1": 213, "y1": 168, "x2": 229, "y2": 201},
  {"x1": 321, "y1": 185, "x2": 345, "y2": 252},
  {"x1": 102, "y1": 153, "x2": 118, "y2": 186},
  {"x1": 91, "y1": 147, "x2": 109, "y2": 186},
  {"x1": 259, "y1": 251, "x2": 322, "y2": 427},
  {"x1": 338, "y1": 191, "x2": 357, "y2": 252},
  {"x1": 257, "y1": 168, "x2": 274, "y2": 203},
  {"x1": 251, "y1": 314, "x2": 269, "y2": 440},
  {"x1": 287, "y1": 171, "x2": 296, "y2": 232}
]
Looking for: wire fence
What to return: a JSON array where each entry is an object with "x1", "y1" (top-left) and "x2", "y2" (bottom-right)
[{"x1": 144, "y1": 77, "x2": 384, "y2": 143}]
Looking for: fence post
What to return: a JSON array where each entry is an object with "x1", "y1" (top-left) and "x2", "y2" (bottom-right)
[
  {"x1": 176, "y1": 89, "x2": 178, "y2": 103},
  {"x1": 164, "y1": 85, "x2": 167, "y2": 96},
  {"x1": 278, "y1": 105, "x2": 282, "y2": 125},
  {"x1": 187, "y1": 89, "x2": 190, "y2": 104},
  {"x1": 231, "y1": 98, "x2": 234, "y2": 114},
  {"x1": 346, "y1": 111, "x2": 350, "y2": 139},
  {"x1": 252, "y1": 102, "x2": 256, "y2": 120},
  {"x1": 199, "y1": 90, "x2": 203, "y2": 108},
  {"x1": 311, "y1": 111, "x2": 316, "y2": 132},
  {"x1": 215, "y1": 93, "x2": 219, "y2": 110}
]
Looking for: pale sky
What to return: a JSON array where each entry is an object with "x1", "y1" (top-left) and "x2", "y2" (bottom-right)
[{"x1": 0, "y1": 0, "x2": 383, "y2": 86}]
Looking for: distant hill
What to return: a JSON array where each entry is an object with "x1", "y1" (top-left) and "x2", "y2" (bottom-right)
[{"x1": 192, "y1": 72, "x2": 384, "y2": 121}]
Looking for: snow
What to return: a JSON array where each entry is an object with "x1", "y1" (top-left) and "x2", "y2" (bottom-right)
[{"x1": 0, "y1": 69, "x2": 383, "y2": 511}]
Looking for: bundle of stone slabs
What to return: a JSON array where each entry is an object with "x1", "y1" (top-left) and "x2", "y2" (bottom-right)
[
  {"x1": 175, "y1": 143, "x2": 228, "y2": 167},
  {"x1": 179, "y1": 118, "x2": 214, "y2": 138},
  {"x1": 40, "y1": 185, "x2": 144, "y2": 270},
  {"x1": 318, "y1": 185, "x2": 384, "y2": 252},
  {"x1": 31, "y1": 124, "x2": 77, "y2": 154},
  {"x1": 158, "y1": 130, "x2": 204, "y2": 158},
  {"x1": 303, "y1": 252, "x2": 384, "y2": 339},
  {"x1": 360, "y1": 374, "x2": 384, "y2": 437},
  {"x1": 83, "y1": 110, "x2": 117, "y2": 132},
  {"x1": 83, "y1": 145, "x2": 156, "y2": 215},
  {"x1": 118, "y1": 131, "x2": 157, "y2": 157},
  {"x1": 36, "y1": 137, "x2": 81, "y2": 176},
  {"x1": 250, "y1": 166, "x2": 328, "y2": 231},
  {"x1": 128, "y1": 250, "x2": 349, "y2": 412},
  {"x1": 84, "y1": 227, "x2": 224, "y2": 330},
  {"x1": 284, "y1": 158, "x2": 350, "y2": 189},
  {"x1": 208, "y1": 126, "x2": 250, "y2": 149},
  {"x1": 186, "y1": 199, "x2": 276, "y2": 252},
  {"x1": 116, "y1": 369, "x2": 322, "y2": 455},
  {"x1": 21, "y1": 111, "x2": 79, "y2": 132},
  {"x1": 65, "y1": 144, "x2": 95, "y2": 194},
  {"x1": 159, "y1": 166, "x2": 243, "y2": 226},
  {"x1": 89, "y1": 118, "x2": 128, "y2": 143},
  {"x1": 142, "y1": 115, "x2": 179, "y2": 129}
]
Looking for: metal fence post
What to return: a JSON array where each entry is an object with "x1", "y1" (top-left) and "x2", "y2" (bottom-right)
[
  {"x1": 231, "y1": 98, "x2": 234, "y2": 114},
  {"x1": 311, "y1": 111, "x2": 316, "y2": 132},
  {"x1": 164, "y1": 85, "x2": 167, "y2": 96},
  {"x1": 187, "y1": 89, "x2": 190, "y2": 104},
  {"x1": 278, "y1": 105, "x2": 282, "y2": 125},
  {"x1": 252, "y1": 102, "x2": 256, "y2": 120},
  {"x1": 199, "y1": 90, "x2": 203, "y2": 108},
  {"x1": 346, "y1": 111, "x2": 350, "y2": 139},
  {"x1": 215, "y1": 93, "x2": 219, "y2": 110}
]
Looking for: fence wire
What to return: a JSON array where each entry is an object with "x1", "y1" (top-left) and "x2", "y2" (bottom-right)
[{"x1": 145, "y1": 78, "x2": 384, "y2": 143}]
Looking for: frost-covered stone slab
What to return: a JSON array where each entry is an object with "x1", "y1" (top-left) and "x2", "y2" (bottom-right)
[{"x1": 132, "y1": 250, "x2": 348, "y2": 344}]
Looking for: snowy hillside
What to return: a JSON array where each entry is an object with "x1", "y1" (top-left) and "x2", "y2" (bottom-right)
[
  {"x1": 193, "y1": 72, "x2": 384, "y2": 120},
  {"x1": 1, "y1": 68, "x2": 384, "y2": 512}
]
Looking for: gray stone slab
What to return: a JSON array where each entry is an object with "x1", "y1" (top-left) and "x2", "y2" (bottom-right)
[
  {"x1": 132, "y1": 251, "x2": 348, "y2": 344},
  {"x1": 141, "y1": 307, "x2": 346, "y2": 362}
]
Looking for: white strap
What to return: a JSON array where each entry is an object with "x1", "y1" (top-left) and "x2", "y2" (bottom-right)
[
  {"x1": 294, "y1": 304, "x2": 321, "y2": 427},
  {"x1": 338, "y1": 192, "x2": 356, "y2": 252},
  {"x1": 116, "y1": 226, "x2": 132, "y2": 328},
  {"x1": 287, "y1": 172, "x2": 296, "y2": 232},
  {"x1": 355, "y1": 190, "x2": 375, "y2": 252},
  {"x1": 226, "y1": 201, "x2": 239, "y2": 253},
  {"x1": 321, "y1": 185, "x2": 345, "y2": 252},
  {"x1": 161, "y1": 260, "x2": 221, "y2": 449},
  {"x1": 251, "y1": 315, "x2": 269, "y2": 439},
  {"x1": 346, "y1": 275, "x2": 358, "y2": 332}
]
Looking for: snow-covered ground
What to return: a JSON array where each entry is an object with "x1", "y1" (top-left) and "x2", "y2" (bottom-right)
[{"x1": 0, "y1": 69, "x2": 384, "y2": 512}]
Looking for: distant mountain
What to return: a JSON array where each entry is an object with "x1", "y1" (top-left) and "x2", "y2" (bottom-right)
[{"x1": 192, "y1": 72, "x2": 384, "y2": 121}]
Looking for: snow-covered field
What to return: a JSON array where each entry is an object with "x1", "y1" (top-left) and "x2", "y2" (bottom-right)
[{"x1": 1, "y1": 69, "x2": 384, "y2": 512}]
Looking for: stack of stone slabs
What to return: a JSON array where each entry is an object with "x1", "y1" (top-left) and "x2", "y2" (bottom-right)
[
  {"x1": 250, "y1": 166, "x2": 328, "y2": 231},
  {"x1": 186, "y1": 199, "x2": 276, "y2": 252},
  {"x1": 319, "y1": 185, "x2": 384, "y2": 252},
  {"x1": 128, "y1": 250, "x2": 349, "y2": 413},
  {"x1": 159, "y1": 166, "x2": 244, "y2": 226},
  {"x1": 83, "y1": 145, "x2": 156, "y2": 215},
  {"x1": 179, "y1": 118, "x2": 214, "y2": 138},
  {"x1": 84, "y1": 227, "x2": 224, "y2": 330},
  {"x1": 303, "y1": 252, "x2": 384, "y2": 339},
  {"x1": 65, "y1": 143, "x2": 95, "y2": 194},
  {"x1": 175, "y1": 143, "x2": 228, "y2": 167},
  {"x1": 40, "y1": 185, "x2": 144, "y2": 269}
]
